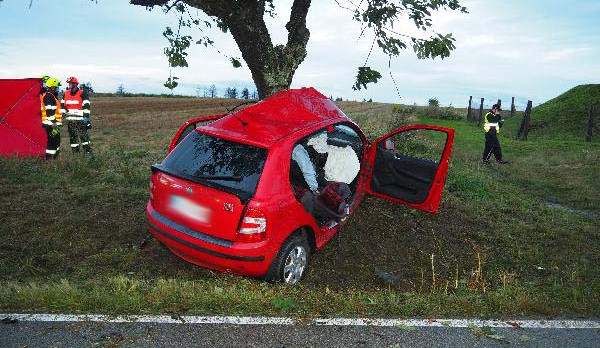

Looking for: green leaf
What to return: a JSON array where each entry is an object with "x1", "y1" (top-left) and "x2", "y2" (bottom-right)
[
  {"x1": 468, "y1": 325, "x2": 507, "y2": 342},
  {"x1": 164, "y1": 76, "x2": 179, "y2": 90},
  {"x1": 230, "y1": 58, "x2": 242, "y2": 68},
  {"x1": 353, "y1": 67, "x2": 382, "y2": 90}
]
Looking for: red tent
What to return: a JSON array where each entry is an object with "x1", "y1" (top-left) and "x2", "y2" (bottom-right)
[{"x1": 0, "y1": 78, "x2": 46, "y2": 157}]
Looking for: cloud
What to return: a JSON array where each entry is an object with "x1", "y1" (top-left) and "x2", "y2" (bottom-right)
[
  {"x1": 542, "y1": 47, "x2": 591, "y2": 62},
  {"x1": 0, "y1": 0, "x2": 598, "y2": 105}
]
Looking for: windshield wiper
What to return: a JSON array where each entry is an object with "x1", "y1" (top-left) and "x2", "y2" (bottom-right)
[{"x1": 194, "y1": 174, "x2": 242, "y2": 181}]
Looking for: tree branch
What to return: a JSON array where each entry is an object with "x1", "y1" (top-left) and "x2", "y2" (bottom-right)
[{"x1": 285, "y1": 0, "x2": 311, "y2": 51}]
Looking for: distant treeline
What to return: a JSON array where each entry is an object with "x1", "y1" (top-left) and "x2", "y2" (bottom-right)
[{"x1": 92, "y1": 92, "x2": 201, "y2": 99}]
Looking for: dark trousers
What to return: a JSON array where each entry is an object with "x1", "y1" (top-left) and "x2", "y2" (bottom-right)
[
  {"x1": 43, "y1": 124, "x2": 60, "y2": 159},
  {"x1": 301, "y1": 182, "x2": 352, "y2": 225},
  {"x1": 67, "y1": 120, "x2": 91, "y2": 153},
  {"x1": 483, "y1": 130, "x2": 502, "y2": 161}
]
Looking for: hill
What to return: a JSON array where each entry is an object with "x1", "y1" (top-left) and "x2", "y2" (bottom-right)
[{"x1": 530, "y1": 84, "x2": 600, "y2": 141}]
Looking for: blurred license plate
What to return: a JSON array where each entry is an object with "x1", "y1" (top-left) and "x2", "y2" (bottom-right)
[{"x1": 170, "y1": 195, "x2": 211, "y2": 223}]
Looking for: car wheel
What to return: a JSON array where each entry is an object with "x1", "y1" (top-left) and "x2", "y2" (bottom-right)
[{"x1": 265, "y1": 234, "x2": 310, "y2": 285}]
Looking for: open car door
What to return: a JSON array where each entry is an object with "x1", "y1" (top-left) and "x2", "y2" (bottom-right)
[
  {"x1": 168, "y1": 115, "x2": 225, "y2": 152},
  {"x1": 365, "y1": 125, "x2": 455, "y2": 214}
]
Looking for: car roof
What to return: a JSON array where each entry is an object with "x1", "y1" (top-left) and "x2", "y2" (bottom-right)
[{"x1": 199, "y1": 87, "x2": 350, "y2": 147}]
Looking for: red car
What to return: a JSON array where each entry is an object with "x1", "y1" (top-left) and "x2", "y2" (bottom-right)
[{"x1": 146, "y1": 88, "x2": 455, "y2": 285}]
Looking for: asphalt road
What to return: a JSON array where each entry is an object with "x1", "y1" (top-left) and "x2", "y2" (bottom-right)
[{"x1": 1, "y1": 319, "x2": 599, "y2": 348}]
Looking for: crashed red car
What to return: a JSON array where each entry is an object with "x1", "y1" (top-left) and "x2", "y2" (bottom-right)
[{"x1": 146, "y1": 88, "x2": 454, "y2": 284}]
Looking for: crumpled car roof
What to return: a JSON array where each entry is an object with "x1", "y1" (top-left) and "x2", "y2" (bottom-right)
[{"x1": 200, "y1": 87, "x2": 349, "y2": 147}]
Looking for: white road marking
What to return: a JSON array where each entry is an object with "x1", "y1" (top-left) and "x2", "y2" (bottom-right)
[{"x1": 1, "y1": 314, "x2": 599, "y2": 329}]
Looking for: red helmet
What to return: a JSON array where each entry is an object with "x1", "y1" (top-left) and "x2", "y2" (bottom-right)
[{"x1": 66, "y1": 77, "x2": 79, "y2": 85}]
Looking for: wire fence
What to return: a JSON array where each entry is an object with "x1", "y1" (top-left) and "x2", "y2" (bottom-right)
[
  {"x1": 464, "y1": 95, "x2": 599, "y2": 142},
  {"x1": 465, "y1": 95, "x2": 531, "y2": 123}
]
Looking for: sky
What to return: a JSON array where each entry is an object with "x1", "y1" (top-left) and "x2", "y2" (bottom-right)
[{"x1": 0, "y1": 0, "x2": 598, "y2": 109}]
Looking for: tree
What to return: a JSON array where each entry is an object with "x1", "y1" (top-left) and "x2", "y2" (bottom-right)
[
  {"x1": 130, "y1": 1, "x2": 467, "y2": 99},
  {"x1": 116, "y1": 84, "x2": 126, "y2": 94},
  {"x1": 241, "y1": 87, "x2": 250, "y2": 99},
  {"x1": 428, "y1": 97, "x2": 439, "y2": 107},
  {"x1": 208, "y1": 84, "x2": 217, "y2": 98},
  {"x1": 225, "y1": 87, "x2": 238, "y2": 99},
  {"x1": 80, "y1": 82, "x2": 94, "y2": 94}
]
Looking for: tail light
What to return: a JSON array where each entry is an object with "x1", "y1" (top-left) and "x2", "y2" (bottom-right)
[
  {"x1": 237, "y1": 208, "x2": 266, "y2": 242},
  {"x1": 149, "y1": 180, "x2": 155, "y2": 203}
]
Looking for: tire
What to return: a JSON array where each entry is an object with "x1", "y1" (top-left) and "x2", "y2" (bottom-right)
[{"x1": 265, "y1": 234, "x2": 311, "y2": 285}]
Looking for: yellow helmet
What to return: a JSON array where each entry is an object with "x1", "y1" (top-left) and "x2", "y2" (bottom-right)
[{"x1": 46, "y1": 78, "x2": 61, "y2": 88}]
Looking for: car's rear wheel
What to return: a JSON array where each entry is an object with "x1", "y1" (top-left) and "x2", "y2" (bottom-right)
[{"x1": 265, "y1": 234, "x2": 310, "y2": 285}]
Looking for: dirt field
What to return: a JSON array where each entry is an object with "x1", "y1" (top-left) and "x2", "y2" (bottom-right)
[{"x1": 1, "y1": 95, "x2": 597, "y2": 317}]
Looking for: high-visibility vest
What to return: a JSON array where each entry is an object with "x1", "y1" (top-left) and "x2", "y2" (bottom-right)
[
  {"x1": 483, "y1": 112, "x2": 499, "y2": 133},
  {"x1": 41, "y1": 92, "x2": 62, "y2": 126},
  {"x1": 63, "y1": 89, "x2": 87, "y2": 120}
]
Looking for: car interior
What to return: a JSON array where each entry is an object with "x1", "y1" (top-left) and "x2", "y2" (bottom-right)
[
  {"x1": 370, "y1": 133, "x2": 444, "y2": 204},
  {"x1": 289, "y1": 124, "x2": 363, "y2": 225}
]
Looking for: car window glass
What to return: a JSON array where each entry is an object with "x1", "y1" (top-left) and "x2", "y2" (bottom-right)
[{"x1": 163, "y1": 131, "x2": 268, "y2": 200}]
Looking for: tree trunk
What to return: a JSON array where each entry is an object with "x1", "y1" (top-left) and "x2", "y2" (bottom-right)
[
  {"x1": 227, "y1": 0, "x2": 311, "y2": 99},
  {"x1": 131, "y1": 0, "x2": 311, "y2": 99}
]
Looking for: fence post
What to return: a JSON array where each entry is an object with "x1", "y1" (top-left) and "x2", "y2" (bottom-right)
[
  {"x1": 522, "y1": 100, "x2": 532, "y2": 140},
  {"x1": 510, "y1": 97, "x2": 515, "y2": 118},
  {"x1": 467, "y1": 96, "x2": 472, "y2": 121},
  {"x1": 586, "y1": 104, "x2": 595, "y2": 142},
  {"x1": 516, "y1": 100, "x2": 532, "y2": 140},
  {"x1": 478, "y1": 98, "x2": 484, "y2": 126}
]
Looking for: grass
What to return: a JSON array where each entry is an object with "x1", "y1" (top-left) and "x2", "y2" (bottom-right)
[
  {"x1": 529, "y1": 84, "x2": 600, "y2": 141},
  {"x1": 0, "y1": 96, "x2": 598, "y2": 318}
]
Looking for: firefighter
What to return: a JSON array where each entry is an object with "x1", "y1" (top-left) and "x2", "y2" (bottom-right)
[
  {"x1": 482, "y1": 104, "x2": 509, "y2": 164},
  {"x1": 40, "y1": 74, "x2": 50, "y2": 95},
  {"x1": 63, "y1": 77, "x2": 92, "y2": 154},
  {"x1": 41, "y1": 78, "x2": 63, "y2": 159}
]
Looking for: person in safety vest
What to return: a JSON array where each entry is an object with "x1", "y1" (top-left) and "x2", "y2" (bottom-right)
[
  {"x1": 482, "y1": 104, "x2": 508, "y2": 164},
  {"x1": 62, "y1": 77, "x2": 92, "y2": 154},
  {"x1": 41, "y1": 78, "x2": 63, "y2": 159},
  {"x1": 40, "y1": 74, "x2": 50, "y2": 96}
]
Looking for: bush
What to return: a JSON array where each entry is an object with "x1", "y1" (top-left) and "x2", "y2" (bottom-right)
[
  {"x1": 422, "y1": 102, "x2": 463, "y2": 120},
  {"x1": 428, "y1": 97, "x2": 440, "y2": 108},
  {"x1": 439, "y1": 104, "x2": 463, "y2": 120},
  {"x1": 390, "y1": 104, "x2": 418, "y2": 131}
]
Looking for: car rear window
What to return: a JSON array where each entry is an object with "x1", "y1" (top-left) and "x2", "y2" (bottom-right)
[{"x1": 160, "y1": 131, "x2": 268, "y2": 202}]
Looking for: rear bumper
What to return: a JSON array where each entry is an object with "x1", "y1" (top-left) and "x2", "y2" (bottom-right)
[{"x1": 146, "y1": 201, "x2": 272, "y2": 277}]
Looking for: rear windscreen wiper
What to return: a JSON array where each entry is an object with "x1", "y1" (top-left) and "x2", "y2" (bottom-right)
[{"x1": 194, "y1": 174, "x2": 242, "y2": 181}]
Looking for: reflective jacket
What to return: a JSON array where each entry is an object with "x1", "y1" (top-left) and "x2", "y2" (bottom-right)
[
  {"x1": 41, "y1": 91, "x2": 62, "y2": 126},
  {"x1": 483, "y1": 111, "x2": 502, "y2": 133},
  {"x1": 62, "y1": 88, "x2": 90, "y2": 121}
]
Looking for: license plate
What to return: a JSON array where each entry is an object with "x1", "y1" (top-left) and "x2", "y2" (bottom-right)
[{"x1": 169, "y1": 195, "x2": 212, "y2": 223}]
